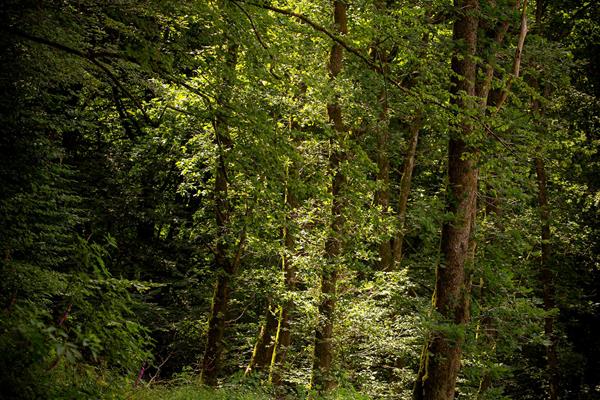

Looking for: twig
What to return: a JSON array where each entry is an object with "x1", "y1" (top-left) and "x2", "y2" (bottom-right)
[
  {"x1": 231, "y1": 0, "x2": 269, "y2": 51},
  {"x1": 148, "y1": 353, "x2": 173, "y2": 384},
  {"x1": 226, "y1": 293, "x2": 256, "y2": 324}
]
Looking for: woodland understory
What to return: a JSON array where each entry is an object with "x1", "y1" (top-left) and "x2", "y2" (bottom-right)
[{"x1": 0, "y1": 0, "x2": 599, "y2": 399}]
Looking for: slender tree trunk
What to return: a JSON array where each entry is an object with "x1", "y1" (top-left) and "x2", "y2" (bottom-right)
[
  {"x1": 392, "y1": 114, "x2": 422, "y2": 265},
  {"x1": 268, "y1": 263, "x2": 295, "y2": 385},
  {"x1": 373, "y1": 4, "x2": 427, "y2": 270},
  {"x1": 312, "y1": 0, "x2": 347, "y2": 392},
  {"x1": 269, "y1": 178, "x2": 298, "y2": 385},
  {"x1": 535, "y1": 157, "x2": 559, "y2": 400},
  {"x1": 533, "y1": 2, "x2": 559, "y2": 396},
  {"x1": 201, "y1": 41, "x2": 240, "y2": 386},
  {"x1": 376, "y1": 107, "x2": 422, "y2": 271},
  {"x1": 248, "y1": 162, "x2": 299, "y2": 383},
  {"x1": 269, "y1": 304, "x2": 291, "y2": 386},
  {"x1": 414, "y1": 1, "x2": 479, "y2": 399},
  {"x1": 375, "y1": 12, "x2": 425, "y2": 269},
  {"x1": 245, "y1": 302, "x2": 278, "y2": 375},
  {"x1": 313, "y1": 145, "x2": 344, "y2": 392},
  {"x1": 471, "y1": 1, "x2": 520, "y2": 393},
  {"x1": 494, "y1": 0, "x2": 529, "y2": 111},
  {"x1": 375, "y1": 91, "x2": 393, "y2": 270},
  {"x1": 474, "y1": 191, "x2": 503, "y2": 398},
  {"x1": 372, "y1": 1, "x2": 393, "y2": 270},
  {"x1": 475, "y1": 293, "x2": 496, "y2": 398}
]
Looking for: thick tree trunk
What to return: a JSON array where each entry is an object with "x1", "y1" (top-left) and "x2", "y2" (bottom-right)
[
  {"x1": 312, "y1": 0, "x2": 347, "y2": 392},
  {"x1": 201, "y1": 41, "x2": 239, "y2": 386},
  {"x1": 414, "y1": 1, "x2": 479, "y2": 399}
]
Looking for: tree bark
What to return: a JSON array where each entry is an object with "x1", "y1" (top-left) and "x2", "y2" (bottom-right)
[
  {"x1": 312, "y1": 0, "x2": 347, "y2": 392},
  {"x1": 414, "y1": 1, "x2": 479, "y2": 398},
  {"x1": 200, "y1": 40, "x2": 240, "y2": 386}
]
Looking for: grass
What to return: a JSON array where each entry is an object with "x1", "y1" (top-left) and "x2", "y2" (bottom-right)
[
  {"x1": 127, "y1": 383, "x2": 372, "y2": 400},
  {"x1": 128, "y1": 384, "x2": 271, "y2": 400}
]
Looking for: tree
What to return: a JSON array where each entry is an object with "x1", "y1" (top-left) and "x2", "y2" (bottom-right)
[
  {"x1": 414, "y1": 0, "x2": 479, "y2": 398},
  {"x1": 311, "y1": 0, "x2": 348, "y2": 392}
]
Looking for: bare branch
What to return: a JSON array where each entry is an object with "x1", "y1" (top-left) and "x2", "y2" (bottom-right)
[{"x1": 494, "y1": 0, "x2": 529, "y2": 112}]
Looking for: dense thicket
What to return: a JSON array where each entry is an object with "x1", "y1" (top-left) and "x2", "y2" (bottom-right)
[{"x1": 0, "y1": 0, "x2": 598, "y2": 399}]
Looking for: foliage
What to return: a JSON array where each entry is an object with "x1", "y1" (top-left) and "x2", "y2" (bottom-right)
[{"x1": 0, "y1": 0, "x2": 599, "y2": 399}]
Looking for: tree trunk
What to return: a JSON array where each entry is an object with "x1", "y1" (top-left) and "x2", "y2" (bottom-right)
[
  {"x1": 533, "y1": 3, "x2": 558, "y2": 396},
  {"x1": 494, "y1": 0, "x2": 529, "y2": 111},
  {"x1": 269, "y1": 178, "x2": 298, "y2": 385},
  {"x1": 392, "y1": 114, "x2": 422, "y2": 265},
  {"x1": 414, "y1": 1, "x2": 479, "y2": 398},
  {"x1": 472, "y1": 1, "x2": 518, "y2": 393},
  {"x1": 375, "y1": 91, "x2": 393, "y2": 270},
  {"x1": 535, "y1": 157, "x2": 559, "y2": 400},
  {"x1": 313, "y1": 148, "x2": 344, "y2": 392},
  {"x1": 372, "y1": 5, "x2": 393, "y2": 270},
  {"x1": 245, "y1": 302, "x2": 278, "y2": 375},
  {"x1": 269, "y1": 308, "x2": 291, "y2": 385},
  {"x1": 374, "y1": 2, "x2": 424, "y2": 268},
  {"x1": 200, "y1": 41, "x2": 239, "y2": 386},
  {"x1": 312, "y1": 0, "x2": 347, "y2": 392}
]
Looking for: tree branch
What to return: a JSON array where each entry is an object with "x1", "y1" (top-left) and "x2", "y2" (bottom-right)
[
  {"x1": 241, "y1": 0, "x2": 526, "y2": 158},
  {"x1": 231, "y1": 0, "x2": 269, "y2": 51},
  {"x1": 7, "y1": 28, "x2": 158, "y2": 127},
  {"x1": 494, "y1": 0, "x2": 529, "y2": 112},
  {"x1": 235, "y1": 0, "x2": 461, "y2": 114}
]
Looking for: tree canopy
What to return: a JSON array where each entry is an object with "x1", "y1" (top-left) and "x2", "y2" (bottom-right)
[{"x1": 0, "y1": 0, "x2": 598, "y2": 399}]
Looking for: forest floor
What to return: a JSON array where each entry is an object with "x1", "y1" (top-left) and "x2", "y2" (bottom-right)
[
  {"x1": 129, "y1": 385, "x2": 269, "y2": 400},
  {"x1": 128, "y1": 384, "x2": 371, "y2": 400}
]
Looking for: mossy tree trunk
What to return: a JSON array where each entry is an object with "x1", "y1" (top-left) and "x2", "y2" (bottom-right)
[
  {"x1": 312, "y1": 0, "x2": 347, "y2": 392},
  {"x1": 413, "y1": 0, "x2": 479, "y2": 398},
  {"x1": 269, "y1": 178, "x2": 298, "y2": 385},
  {"x1": 200, "y1": 40, "x2": 242, "y2": 386}
]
